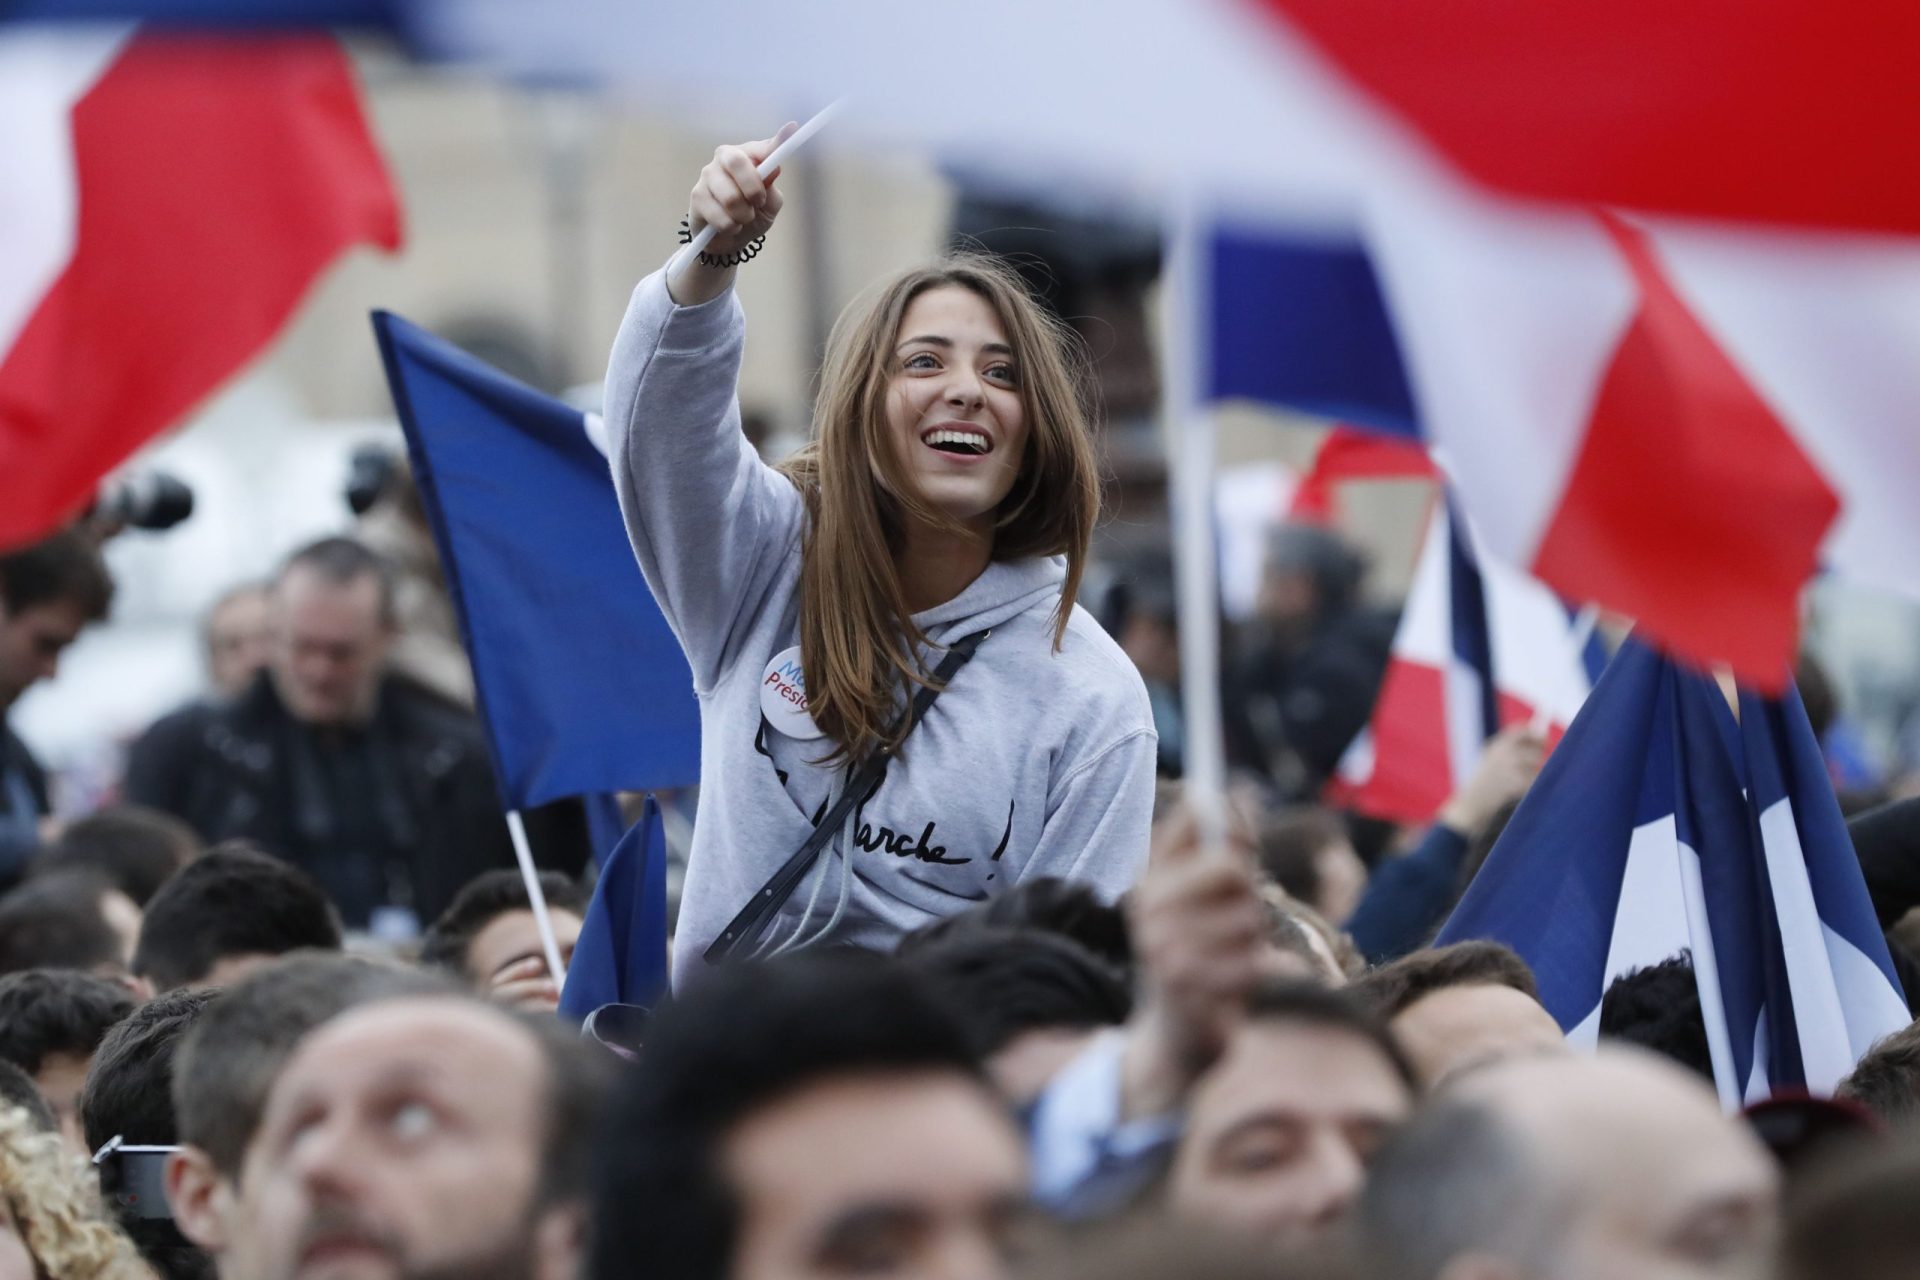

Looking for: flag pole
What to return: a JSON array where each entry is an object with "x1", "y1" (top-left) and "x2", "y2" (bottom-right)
[
  {"x1": 505, "y1": 810, "x2": 569, "y2": 989},
  {"x1": 1164, "y1": 196, "x2": 1229, "y2": 852}
]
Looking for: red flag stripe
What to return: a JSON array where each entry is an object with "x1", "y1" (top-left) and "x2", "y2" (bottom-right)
[{"x1": 0, "y1": 34, "x2": 401, "y2": 547}]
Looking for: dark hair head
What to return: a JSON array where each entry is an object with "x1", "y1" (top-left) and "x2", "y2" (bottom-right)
[
  {"x1": 133, "y1": 843, "x2": 342, "y2": 991},
  {"x1": 895, "y1": 877, "x2": 1132, "y2": 972},
  {"x1": 0, "y1": 1058, "x2": 57, "y2": 1133},
  {"x1": 419, "y1": 869, "x2": 590, "y2": 981},
  {"x1": 80, "y1": 987, "x2": 221, "y2": 1280},
  {"x1": 0, "y1": 871, "x2": 125, "y2": 976},
  {"x1": 1781, "y1": 1136, "x2": 1920, "y2": 1280},
  {"x1": 44, "y1": 806, "x2": 202, "y2": 906},
  {"x1": 1356, "y1": 1094, "x2": 1567, "y2": 1280},
  {"x1": 0, "y1": 530, "x2": 113, "y2": 620},
  {"x1": 275, "y1": 536, "x2": 395, "y2": 626},
  {"x1": 0, "y1": 969, "x2": 135, "y2": 1076},
  {"x1": 81, "y1": 987, "x2": 220, "y2": 1151},
  {"x1": 1837, "y1": 1021, "x2": 1920, "y2": 1126},
  {"x1": 902, "y1": 927, "x2": 1131, "y2": 1060},
  {"x1": 1256, "y1": 807, "x2": 1349, "y2": 908},
  {"x1": 1244, "y1": 978, "x2": 1419, "y2": 1094},
  {"x1": 517, "y1": 1012, "x2": 619, "y2": 1209},
  {"x1": 1598, "y1": 951, "x2": 1713, "y2": 1083},
  {"x1": 173, "y1": 953, "x2": 453, "y2": 1177},
  {"x1": 1353, "y1": 941, "x2": 1541, "y2": 1021},
  {"x1": 590, "y1": 953, "x2": 991, "y2": 1280}
]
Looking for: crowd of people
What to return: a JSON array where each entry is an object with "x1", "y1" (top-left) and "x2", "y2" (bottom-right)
[{"x1": 4, "y1": 133, "x2": 1920, "y2": 1280}]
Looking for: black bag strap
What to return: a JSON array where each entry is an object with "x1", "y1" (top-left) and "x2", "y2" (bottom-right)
[{"x1": 704, "y1": 627, "x2": 992, "y2": 964}]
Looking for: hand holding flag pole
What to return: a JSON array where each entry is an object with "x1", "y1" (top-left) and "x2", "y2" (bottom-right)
[{"x1": 666, "y1": 101, "x2": 843, "y2": 280}]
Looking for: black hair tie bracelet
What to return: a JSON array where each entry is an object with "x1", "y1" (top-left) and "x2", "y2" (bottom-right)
[{"x1": 679, "y1": 215, "x2": 767, "y2": 269}]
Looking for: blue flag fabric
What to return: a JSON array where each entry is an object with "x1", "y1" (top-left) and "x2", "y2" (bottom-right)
[
  {"x1": 373, "y1": 310, "x2": 700, "y2": 808},
  {"x1": 1437, "y1": 637, "x2": 1907, "y2": 1105},
  {"x1": 559, "y1": 796, "x2": 669, "y2": 1019}
]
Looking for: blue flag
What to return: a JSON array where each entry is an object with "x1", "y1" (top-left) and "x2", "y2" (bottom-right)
[
  {"x1": 559, "y1": 795, "x2": 669, "y2": 1019},
  {"x1": 373, "y1": 310, "x2": 700, "y2": 807},
  {"x1": 1438, "y1": 637, "x2": 1908, "y2": 1105}
]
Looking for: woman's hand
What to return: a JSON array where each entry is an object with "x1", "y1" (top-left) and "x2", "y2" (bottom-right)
[{"x1": 669, "y1": 124, "x2": 796, "y2": 305}]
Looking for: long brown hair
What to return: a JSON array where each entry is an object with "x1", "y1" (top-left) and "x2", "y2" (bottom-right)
[{"x1": 776, "y1": 253, "x2": 1101, "y2": 763}]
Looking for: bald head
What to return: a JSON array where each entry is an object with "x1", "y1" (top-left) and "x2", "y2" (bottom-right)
[{"x1": 1361, "y1": 1048, "x2": 1778, "y2": 1280}]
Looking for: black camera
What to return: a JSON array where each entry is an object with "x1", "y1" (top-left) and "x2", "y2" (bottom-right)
[{"x1": 91, "y1": 470, "x2": 194, "y2": 531}]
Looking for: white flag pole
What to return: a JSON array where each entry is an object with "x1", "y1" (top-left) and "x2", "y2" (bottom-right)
[
  {"x1": 1164, "y1": 197, "x2": 1229, "y2": 853},
  {"x1": 505, "y1": 810, "x2": 568, "y2": 989},
  {"x1": 666, "y1": 100, "x2": 844, "y2": 280}
]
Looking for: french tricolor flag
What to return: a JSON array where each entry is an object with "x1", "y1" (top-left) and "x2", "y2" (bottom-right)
[
  {"x1": 1439, "y1": 639, "x2": 1910, "y2": 1105},
  {"x1": 0, "y1": 26, "x2": 400, "y2": 547},
  {"x1": 1330, "y1": 497, "x2": 1605, "y2": 826}
]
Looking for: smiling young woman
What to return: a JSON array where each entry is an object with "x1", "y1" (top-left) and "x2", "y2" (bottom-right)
[{"x1": 604, "y1": 131, "x2": 1157, "y2": 976}]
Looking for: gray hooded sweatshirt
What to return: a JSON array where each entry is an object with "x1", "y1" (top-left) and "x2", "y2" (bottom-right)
[{"x1": 606, "y1": 267, "x2": 1156, "y2": 978}]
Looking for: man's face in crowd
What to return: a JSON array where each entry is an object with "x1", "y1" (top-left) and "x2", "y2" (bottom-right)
[
  {"x1": 0, "y1": 597, "x2": 89, "y2": 713},
  {"x1": 208, "y1": 587, "x2": 273, "y2": 697},
  {"x1": 34, "y1": 1049, "x2": 93, "y2": 1157},
  {"x1": 1465, "y1": 1051, "x2": 1780, "y2": 1280},
  {"x1": 244, "y1": 998, "x2": 574, "y2": 1280},
  {"x1": 1389, "y1": 983, "x2": 1569, "y2": 1091},
  {"x1": 723, "y1": 1070, "x2": 1031, "y2": 1280},
  {"x1": 465, "y1": 909, "x2": 584, "y2": 1012},
  {"x1": 270, "y1": 567, "x2": 391, "y2": 728},
  {"x1": 1169, "y1": 1019, "x2": 1412, "y2": 1247}
]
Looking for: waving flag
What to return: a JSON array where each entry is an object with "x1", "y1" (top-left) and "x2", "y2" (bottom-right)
[
  {"x1": 559, "y1": 795, "x2": 669, "y2": 1020},
  {"x1": 1437, "y1": 639, "x2": 1908, "y2": 1105},
  {"x1": 0, "y1": 28, "x2": 400, "y2": 548},
  {"x1": 373, "y1": 311, "x2": 700, "y2": 807},
  {"x1": 1331, "y1": 498, "x2": 1603, "y2": 825}
]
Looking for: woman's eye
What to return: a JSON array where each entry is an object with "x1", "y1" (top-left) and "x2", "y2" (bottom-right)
[
  {"x1": 903, "y1": 353, "x2": 937, "y2": 371},
  {"x1": 986, "y1": 364, "x2": 1018, "y2": 384}
]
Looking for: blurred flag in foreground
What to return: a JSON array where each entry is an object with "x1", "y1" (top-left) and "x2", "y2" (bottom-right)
[
  {"x1": 372, "y1": 310, "x2": 700, "y2": 808},
  {"x1": 1438, "y1": 639, "x2": 1908, "y2": 1106},
  {"x1": 0, "y1": 28, "x2": 399, "y2": 548},
  {"x1": 559, "y1": 795, "x2": 669, "y2": 1020},
  {"x1": 1329, "y1": 498, "x2": 1603, "y2": 825}
]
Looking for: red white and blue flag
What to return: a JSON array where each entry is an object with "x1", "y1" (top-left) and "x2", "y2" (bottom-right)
[
  {"x1": 1331, "y1": 498, "x2": 1606, "y2": 826},
  {"x1": 0, "y1": 25, "x2": 400, "y2": 548}
]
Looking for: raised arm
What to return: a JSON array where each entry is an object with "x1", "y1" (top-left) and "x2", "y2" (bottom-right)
[{"x1": 604, "y1": 131, "x2": 805, "y2": 692}]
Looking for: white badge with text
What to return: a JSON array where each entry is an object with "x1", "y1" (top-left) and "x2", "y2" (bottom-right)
[{"x1": 760, "y1": 646, "x2": 825, "y2": 740}]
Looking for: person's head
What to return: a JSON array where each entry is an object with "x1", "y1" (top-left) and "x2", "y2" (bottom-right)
[
  {"x1": 1257, "y1": 524, "x2": 1363, "y2": 638},
  {"x1": 0, "y1": 1102, "x2": 146, "y2": 1280},
  {"x1": 1168, "y1": 979, "x2": 1416, "y2": 1249},
  {"x1": 1836, "y1": 1020, "x2": 1920, "y2": 1127},
  {"x1": 418, "y1": 871, "x2": 589, "y2": 1006},
  {"x1": 1258, "y1": 888, "x2": 1360, "y2": 987},
  {"x1": 203, "y1": 583, "x2": 272, "y2": 699},
  {"x1": 1780, "y1": 1134, "x2": 1920, "y2": 1280},
  {"x1": 45, "y1": 806, "x2": 202, "y2": 907},
  {"x1": 243, "y1": 995, "x2": 610, "y2": 1280},
  {"x1": 268, "y1": 538, "x2": 396, "y2": 727},
  {"x1": 80, "y1": 987, "x2": 220, "y2": 1280},
  {"x1": 0, "y1": 531, "x2": 113, "y2": 714},
  {"x1": 1353, "y1": 941, "x2": 1566, "y2": 1090},
  {"x1": 903, "y1": 927, "x2": 1131, "y2": 1104},
  {"x1": 1106, "y1": 558, "x2": 1181, "y2": 688},
  {"x1": 1357, "y1": 1047, "x2": 1779, "y2": 1280},
  {"x1": 896, "y1": 877, "x2": 1131, "y2": 974},
  {"x1": 1257, "y1": 808, "x2": 1368, "y2": 927},
  {"x1": 1600, "y1": 952, "x2": 1714, "y2": 1083},
  {"x1": 592, "y1": 953, "x2": 1029, "y2": 1280},
  {"x1": 0, "y1": 970, "x2": 136, "y2": 1156},
  {"x1": 776, "y1": 254, "x2": 1099, "y2": 762},
  {"x1": 166, "y1": 954, "x2": 456, "y2": 1278},
  {"x1": 0, "y1": 872, "x2": 140, "y2": 979},
  {"x1": 133, "y1": 844, "x2": 342, "y2": 992}
]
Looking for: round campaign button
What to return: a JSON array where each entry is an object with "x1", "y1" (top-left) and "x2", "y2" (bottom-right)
[{"x1": 759, "y1": 645, "x2": 824, "y2": 740}]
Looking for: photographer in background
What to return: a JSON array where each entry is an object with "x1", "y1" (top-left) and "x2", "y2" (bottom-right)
[{"x1": 0, "y1": 530, "x2": 113, "y2": 888}]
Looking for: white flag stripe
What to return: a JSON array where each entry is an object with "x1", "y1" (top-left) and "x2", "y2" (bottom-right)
[{"x1": 1677, "y1": 835, "x2": 1744, "y2": 1113}]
